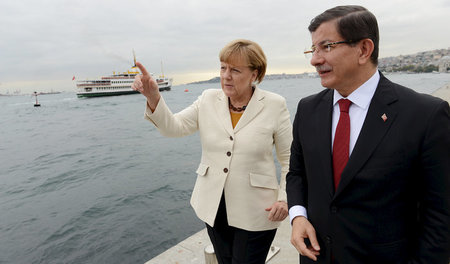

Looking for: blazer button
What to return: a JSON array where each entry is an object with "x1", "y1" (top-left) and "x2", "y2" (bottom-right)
[
  {"x1": 229, "y1": 136, "x2": 233, "y2": 141},
  {"x1": 326, "y1": 236, "x2": 332, "y2": 244},
  {"x1": 226, "y1": 151, "x2": 231, "y2": 156},
  {"x1": 331, "y1": 206, "x2": 338, "y2": 213},
  {"x1": 223, "y1": 168, "x2": 228, "y2": 173}
]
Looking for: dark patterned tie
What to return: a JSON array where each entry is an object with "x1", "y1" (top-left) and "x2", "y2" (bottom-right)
[{"x1": 333, "y1": 99, "x2": 352, "y2": 190}]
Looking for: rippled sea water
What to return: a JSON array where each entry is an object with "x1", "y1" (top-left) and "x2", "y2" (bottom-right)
[{"x1": 1, "y1": 73, "x2": 448, "y2": 263}]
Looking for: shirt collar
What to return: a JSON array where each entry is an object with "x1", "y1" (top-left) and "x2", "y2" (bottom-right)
[{"x1": 333, "y1": 70, "x2": 380, "y2": 110}]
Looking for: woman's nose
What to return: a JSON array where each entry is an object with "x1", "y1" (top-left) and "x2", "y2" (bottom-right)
[{"x1": 223, "y1": 69, "x2": 232, "y2": 79}]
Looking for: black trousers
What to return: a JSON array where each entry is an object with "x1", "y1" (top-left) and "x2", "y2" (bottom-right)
[{"x1": 206, "y1": 194, "x2": 277, "y2": 264}]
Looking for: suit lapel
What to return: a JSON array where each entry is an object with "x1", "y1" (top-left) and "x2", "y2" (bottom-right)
[
  {"x1": 233, "y1": 87, "x2": 264, "y2": 133},
  {"x1": 335, "y1": 74, "x2": 398, "y2": 197},
  {"x1": 316, "y1": 91, "x2": 335, "y2": 197},
  {"x1": 215, "y1": 92, "x2": 234, "y2": 137}
]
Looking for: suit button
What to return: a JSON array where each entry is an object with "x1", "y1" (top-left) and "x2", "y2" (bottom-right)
[
  {"x1": 223, "y1": 168, "x2": 228, "y2": 173},
  {"x1": 229, "y1": 136, "x2": 233, "y2": 141},
  {"x1": 226, "y1": 151, "x2": 231, "y2": 156},
  {"x1": 326, "y1": 236, "x2": 332, "y2": 244},
  {"x1": 331, "y1": 206, "x2": 338, "y2": 213}
]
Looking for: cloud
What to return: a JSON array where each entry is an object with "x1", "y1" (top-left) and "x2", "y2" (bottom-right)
[{"x1": 0, "y1": 0, "x2": 449, "y2": 93}]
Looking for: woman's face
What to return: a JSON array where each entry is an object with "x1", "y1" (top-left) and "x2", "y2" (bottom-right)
[{"x1": 220, "y1": 57, "x2": 257, "y2": 100}]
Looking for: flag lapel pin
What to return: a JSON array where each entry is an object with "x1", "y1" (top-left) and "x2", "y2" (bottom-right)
[{"x1": 381, "y1": 113, "x2": 387, "y2": 122}]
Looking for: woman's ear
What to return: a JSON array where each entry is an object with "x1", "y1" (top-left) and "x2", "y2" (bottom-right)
[{"x1": 252, "y1": 70, "x2": 258, "y2": 83}]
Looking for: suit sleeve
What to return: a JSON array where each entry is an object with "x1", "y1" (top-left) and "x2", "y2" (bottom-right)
[
  {"x1": 286, "y1": 100, "x2": 308, "y2": 209},
  {"x1": 412, "y1": 100, "x2": 450, "y2": 263}
]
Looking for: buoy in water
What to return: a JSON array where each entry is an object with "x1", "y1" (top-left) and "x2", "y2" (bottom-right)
[
  {"x1": 33, "y1": 91, "x2": 41, "y2": 107},
  {"x1": 184, "y1": 89, "x2": 189, "y2": 92}
]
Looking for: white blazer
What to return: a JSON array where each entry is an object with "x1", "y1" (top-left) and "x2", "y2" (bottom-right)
[{"x1": 145, "y1": 87, "x2": 292, "y2": 231}]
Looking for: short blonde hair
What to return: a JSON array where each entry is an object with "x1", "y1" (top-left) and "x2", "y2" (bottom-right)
[{"x1": 219, "y1": 39, "x2": 267, "y2": 83}]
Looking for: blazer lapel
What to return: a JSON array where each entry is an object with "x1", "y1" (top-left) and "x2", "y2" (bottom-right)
[
  {"x1": 215, "y1": 92, "x2": 234, "y2": 137},
  {"x1": 335, "y1": 74, "x2": 398, "y2": 197},
  {"x1": 233, "y1": 87, "x2": 264, "y2": 133}
]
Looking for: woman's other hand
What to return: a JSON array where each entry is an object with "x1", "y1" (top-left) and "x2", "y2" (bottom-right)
[
  {"x1": 132, "y1": 62, "x2": 161, "y2": 111},
  {"x1": 265, "y1": 201, "x2": 288, "y2": 221}
]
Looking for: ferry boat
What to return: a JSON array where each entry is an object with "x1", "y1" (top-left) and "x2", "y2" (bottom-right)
[{"x1": 76, "y1": 53, "x2": 172, "y2": 98}]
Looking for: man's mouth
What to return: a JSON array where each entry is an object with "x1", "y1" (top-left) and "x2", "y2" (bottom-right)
[{"x1": 316, "y1": 65, "x2": 332, "y2": 75}]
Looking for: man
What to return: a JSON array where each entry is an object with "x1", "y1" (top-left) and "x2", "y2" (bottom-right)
[{"x1": 286, "y1": 5, "x2": 450, "y2": 264}]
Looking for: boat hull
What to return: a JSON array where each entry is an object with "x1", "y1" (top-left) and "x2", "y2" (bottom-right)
[{"x1": 77, "y1": 90, "x2": 139, "y2": 98}]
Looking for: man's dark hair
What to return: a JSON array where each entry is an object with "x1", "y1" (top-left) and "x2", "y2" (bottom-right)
[{"x1": 308, "y1": 5, "x2": 379, "y2": 65}]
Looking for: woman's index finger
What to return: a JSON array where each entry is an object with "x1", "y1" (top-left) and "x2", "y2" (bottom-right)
[{"x1": 136, "y1": 62, "x2": 150, "y2": 76}]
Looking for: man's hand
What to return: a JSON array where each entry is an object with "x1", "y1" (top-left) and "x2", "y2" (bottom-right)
[{"x1": 291, "y1": 216, "x2": 321, "y2": 261}]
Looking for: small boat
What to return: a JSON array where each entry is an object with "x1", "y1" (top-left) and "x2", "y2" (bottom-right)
[{"x1": 76, "y1": 51, "x2": 172, "y2": 98}]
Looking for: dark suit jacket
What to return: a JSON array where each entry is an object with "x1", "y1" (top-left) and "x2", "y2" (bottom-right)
[{"x1": 286, "y1": 73, "x2": 450, "y2": 264}]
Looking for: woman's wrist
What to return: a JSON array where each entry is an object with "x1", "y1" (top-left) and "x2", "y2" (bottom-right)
[{"x1": 147, "y1": 93, "x2": 161, "y2": 112}]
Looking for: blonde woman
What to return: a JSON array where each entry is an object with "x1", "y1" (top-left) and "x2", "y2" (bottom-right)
[{"x1": 133, "y1": 39, "x2": 292, "y2": 263}]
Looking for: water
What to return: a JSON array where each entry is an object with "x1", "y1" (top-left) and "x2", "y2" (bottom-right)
[{"x1": 1, "y1": 73, "x2": 449, "y2": 264}]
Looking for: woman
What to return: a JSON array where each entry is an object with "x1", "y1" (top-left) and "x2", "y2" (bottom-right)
[{"x1": 133, "y1": 39, "x2": 292, "y2": 264}]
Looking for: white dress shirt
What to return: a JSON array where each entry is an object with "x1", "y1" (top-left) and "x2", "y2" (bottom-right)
[{"x1": 289, "y1": 71, "x2": 380, "y2": 223}]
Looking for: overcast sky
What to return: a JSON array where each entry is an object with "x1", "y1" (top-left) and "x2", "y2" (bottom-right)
[{"x1": 1, "y1": 0, "x2": 449, "y2": 93}]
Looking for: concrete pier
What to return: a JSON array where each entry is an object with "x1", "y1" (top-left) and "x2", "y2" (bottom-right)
[
  {"x1": 432, "y1": 83, "x2": 450, "y2": 102},
  {"x1": 144, "y1": 218, "x2": 298, "y2": 264},
  {"x1": 145, "y1": 82, "x2": 450, "y2": 264}
]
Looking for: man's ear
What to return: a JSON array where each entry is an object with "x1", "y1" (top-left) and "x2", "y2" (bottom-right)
[{"x1": 358, "y1": 39, "x2": 374, "y2": 65}]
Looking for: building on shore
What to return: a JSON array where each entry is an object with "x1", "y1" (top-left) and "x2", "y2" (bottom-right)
[
  {"x1": 439, "y1": 56, "x2": 450, "y2": 73},
  {"x1": 379, "y1": 48, "x2": 449, "y2": 73}
]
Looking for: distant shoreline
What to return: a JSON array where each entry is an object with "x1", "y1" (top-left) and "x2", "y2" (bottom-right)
[
  {"x1": 187, "y1": 71, "x2": 449, "y2": 85},
  {"x1": 187, "y1": 72, "x2": 318, "y2": 85},
  {"x1": 188, "y1": 47, "x2": 449, "y2": 85},
  {"x1": 0, "y1": 91, "x2": 62, "y2": 97}
]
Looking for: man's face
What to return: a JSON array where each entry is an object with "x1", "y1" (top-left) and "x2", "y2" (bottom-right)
[{"x1": 310, "y1": 20, "x2": 360, "y2": 94}]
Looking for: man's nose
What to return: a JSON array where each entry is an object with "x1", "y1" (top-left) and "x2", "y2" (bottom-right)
[{"x1": 310, "y1": 52, "x2": 325, "y2": 66}]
